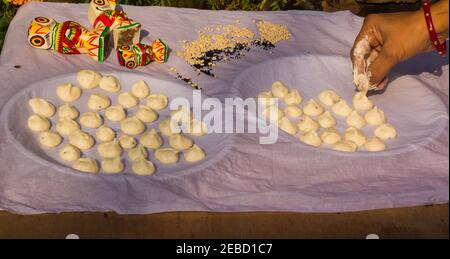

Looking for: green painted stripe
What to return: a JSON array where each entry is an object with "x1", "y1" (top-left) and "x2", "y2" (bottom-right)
[
  {"x1": 132, "y1": 45, "x2": 141, "y2": 65},
  {"x1": 118, "y1": 23, "x2": 140, "y2": 30},
  {"x1": 99, "y1": 37, "x2": 104, "y2": 63},
  {"x1": 51, "y1": 24, "x2": 58, "y2": 51}
]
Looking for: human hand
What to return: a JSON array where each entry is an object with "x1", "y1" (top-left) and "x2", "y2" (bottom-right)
[{"x1": 351, "y1": 0, "x2": 449, "y2": 91}]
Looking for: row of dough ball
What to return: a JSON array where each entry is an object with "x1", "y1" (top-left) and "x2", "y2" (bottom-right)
[
  {"x1": 260, "y1": 83, "x2": 387, "y2": 127},
  {"x1": 57, "y1": 71, "x2": 167, "y2": 114},
  {"x1": 77, "y1": 70, "x2": 150, "y2": 97},
  {"x1": 28, "y1": 100, "x2": 208, "y2": 147},
  {"x1": 270, "y1": 81, "x2": 374, "y2": 111},
  {"x1": 69, "y1": 108, "x2": 207, "y2": 175},
  {"x1": 28, "y1": 92, "x2": 166, "y2": 135},
  {"x1": 54, "y1": 72, "x2": 151, "y2": 104},
  {"x1": 67, "y1": 131, "x2": 205, "y2": 174},
  {"x1": 298, "y1": 125, "x2": 397, "y2": 152},
  {"x1": 32, "y1": 115, "x2": 206, "y2": 158},
  {"x1": 86, "y1": 91, "x2": 168, "y2": 111},
  {"x1": 29, "y1": 105, "x2": 207, "y2": 175},
  {"x1": 70, "y1": 142, "x2": 204, "y2": 176},
  {"x1": 37, "y1": 124, "x2": 206, "y2": 175},
  {"x1": 259, "y1": 81, "x2": 397, "y2": 152}
]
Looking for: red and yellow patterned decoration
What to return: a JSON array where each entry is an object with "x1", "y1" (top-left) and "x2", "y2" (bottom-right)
[
  {"x1": 26, "y1": 2, "x2": 170, "y2": 67},
  {"x1": 88, "y1": 0, "x2": 117, "y2": 25},
  {"x1": 152, "y1": 39, "x2": 169, "y2": 63},
  {"x1": 27, "y1": 17, "x2": 108, "y2": 63},
  {"x1": 89, "y1": 0, "x2": 141, "y2": 49},
  {"x1": 28, "y1": 17, "x2": 57, "y2": 50},
  {"x1": 117, "y1": 39, "x2": 169, "y2": 69}
]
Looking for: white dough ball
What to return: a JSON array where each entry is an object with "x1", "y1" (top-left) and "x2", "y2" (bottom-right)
[
  {"x1": 332, "y1": 141, "x2": 358, "y2": 153},
  {"x1": 96, "y1": 126, "x2": 116, "y2": 142},
  {"x1": 279, "y1": 117, "x2": 298, "y2": 135},
  {"x1": 147, "y1": 94, "x2": 169, "y2": 111},
  {"x1": 374, "y1": 123, "x2": 397, "y2": 140},
  {"x1": 59, "y1": 144, "x2": 81, "y2": 162},
  {"x1": 284, "y1": 105, "x2": 303, "y2": 118},
  {"x1": 88, "y1": 93, "x2": 111, "y2": 110},
  {"x1": 56, "y1": 83, "x2": 82, "y2": 102},
  {"x1": 303, "y1": 99, "x2": 325, "y2": 117},
  {"x1": 97, "y1": 139, "x2": 123, "y2": 159},
  {"x1": 159, "y1": 119, "x2": 181, "y2": 137},
  {"x1": 29, "y1": 98, "x2": 56, "y2": 118},
  {"x1": 39, "y1": 131, "x2": 62, "y2": 148},
  {"x1": 72, "y1": 157, "x2": 99, "y2": 174},
  {"x1": 154, "y1": 148, "x2": 179, "y2": 164},
  {"x1": 318, "y1": 111, "x2": 337, "y2": 129},
  {"x1": 353, "y1": 91, "x2": 374, "y2": 111},
  {"x1": 105, "y1": 105, "x2": 126, "y2": 122},
  {"x1": 318, "y1": 90, "x2": 341, "y2": 106},
  {"x1": 271, "y1": 81, "x2": 289, "y2": 98},
  {"x1": 132, "y1": 158, "x2": 156, "y2": 176},
  {"x1": 140, "y1": 129, "x2": 163, "y2": 149},
  {"x1": 320, "y1": 127, "x2": 342, "y2": 145},
  {"x1": 119, "y1": 135, "x2": 137, "y2": 150},
  {"x1": 28, "y1": 114, "x2": 51, "y2": 132},
  {"x1": 364, "y1": 137, "x2": 386, "y2": 152},
  {"x1": 283, "y1": 89, "x2": 303, "y2": 106},
  {"x1": 77, "y1": 70, "x2": 101, "y2": 89},
  {"x1": 298, "y1": 116, "x2": 319, "y2": 133},
  {"x1": 118, "y1": 92, "x2": 139, "y2": 109},
  {"x1": 58, "y1": 104, "x2": 79, "y2": 120},
  {"x1": 56, "y1": 118, "x2": 80, "y2": 136},
  {"x1": 132, "y1": 80, "x2": 150, "y2": 99},
  {"x1": 332, "y1": 99, "x2": 352, "y2": 117},
  {"x1": 365, "y1": 107, "x2": 386, "y2": 126},
  {"x1": 69, "y1": 130, "x2": 95, "y2": 150},
  {"x1": 99, "y1": 75, "x2": 121, "y2": 93},
  {"x1": 136, "y1": 106, "x2": 158, "y2": 123},
  {"x1": 120, "y1": 117, "x2": 145, "y2": 136},
  {"x1": 344, "y1": 127, "x2": 367, "y2": 146},
  {"x1": 101, "y1": 157, "x2": 124, "y2": 174},
  {"x1": 184, "y1": 144, "x2": 206, "y2": 163},
  {"x1": 171, "y1": 106, "x2": 192, "y2": 125},
  {"x1": 128, "y1": 145, "x2": 148, "y2": 161},
  {"x1": 299, "y1": 131, "x2": 322, "y2": 147},
  {"x1": 168, "y1": 134, "x2": 193, "y2": 151},
  {"x1": 80, "y1": 112, "x2": 103, "y2": 129},
  {"x1": 346, "y1": 110, "x2": 367, "y2": 129}
]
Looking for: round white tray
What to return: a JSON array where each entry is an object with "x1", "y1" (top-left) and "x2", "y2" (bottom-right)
[
  {"x1": 2, "y1": 70, "x2": 235, "y2": 179},
  {"x1": 231, "y1": 54, "x2": 449, "y2": 156}
]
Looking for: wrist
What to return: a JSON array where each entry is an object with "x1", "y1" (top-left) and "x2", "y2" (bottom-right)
[{"x1": 431, "y1": 0, "x2": 449, "y2": 41}]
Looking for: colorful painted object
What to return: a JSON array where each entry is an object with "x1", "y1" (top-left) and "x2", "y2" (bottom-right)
[
  {"x1": 89, "y1": 0, "x2": 141, "y2": 49},
  {"x1": 28, "y1": 17, "x2": 108, "y2": 63},
  {"x1": 27, "y1": 17, "x2": 57, "y2": 50},
  {"x1": 117, "y1": 40, "x2": 169, "y2": 69},
  {"x1": 152, "y1": 39, "x2": 170, "y2": 63},
  {"x1": 88, "y1": 0, "x2": 117, "y2": 25}
]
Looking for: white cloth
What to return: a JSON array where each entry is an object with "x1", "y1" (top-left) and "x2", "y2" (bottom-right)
[{"x1": 0, "y1": 2, "x2": 448, "y2": 214}]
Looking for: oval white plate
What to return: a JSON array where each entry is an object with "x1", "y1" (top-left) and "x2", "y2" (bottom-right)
[
  {"x1": 231, "y1": 54, "x2": 449, "y2": 156},
  {"x1": 1, "y1": 70, "x2": 234, "y2": 179}
]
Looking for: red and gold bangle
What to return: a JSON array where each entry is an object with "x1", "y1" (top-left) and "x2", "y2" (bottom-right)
[{"x1": 423, "y1": 0, "x2": 447, "y2": 56}]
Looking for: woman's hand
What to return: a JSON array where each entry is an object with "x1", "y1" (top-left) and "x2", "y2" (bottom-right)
[{"x1": 351, "y1": 0, "x2": 449, "y2": 91}]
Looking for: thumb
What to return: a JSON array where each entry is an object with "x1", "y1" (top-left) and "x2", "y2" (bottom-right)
[{"x1": 367, "y1": 49, "x2": 397, "y2": 86}]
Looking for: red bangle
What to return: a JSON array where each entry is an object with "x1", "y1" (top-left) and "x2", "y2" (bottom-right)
[{"x1": 423, "y1": 0, "x2": 447, "y2": 56}]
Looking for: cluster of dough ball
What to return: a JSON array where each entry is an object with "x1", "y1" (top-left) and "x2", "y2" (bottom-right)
[
  {"x1": 258, "y1": 81, "x2": 398, "y2": 153},
  {"x1": 27, "y1": 70, "x2": 209, "y2": 176}
]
